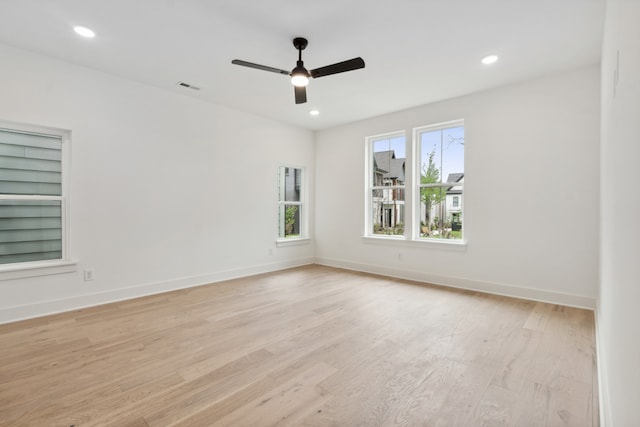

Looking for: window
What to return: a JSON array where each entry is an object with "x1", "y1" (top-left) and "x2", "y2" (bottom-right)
[
  {"x1": 0, "y1": 123, "x2": 70, "y2": 266},
  {"x1": 278, "y1": 166, "x2": 307, "y2": 241},
  {"x1": 366, "y1": 132, "x2": 406, "y2": 236},
  {"x1": 365, "y1": 120, "x2": 464, "y2": 243},
  {"x1": 416, "y1": 120, "x2": 464, "y2": 240}
]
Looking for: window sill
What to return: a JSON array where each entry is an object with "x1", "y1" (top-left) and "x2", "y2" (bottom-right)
[
  {"x1": 276, "y1": 238, "x2": 311, "y2": 248},
  {"x1": 0, "y1": 259, "x2": 78, "y2": 281},
  {"x1": 362, "y1": 235, "x2": 467, "y2": 251}
]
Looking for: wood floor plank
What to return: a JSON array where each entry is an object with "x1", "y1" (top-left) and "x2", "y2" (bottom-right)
[
  {"x1": 471, "y1": 384, "x2": 520, "y2": 427},
  {"x1": 510, "y1": 381, "x2": 552, "y2": 427},
  {"x1": 211, "y1": 362, "x2": 337, "y2": 427},
  {"x1": 0, "y1": 265, "x2": 598, "y2": 426},
  {"x1": 133, "y1": 349, "x2": 279, "y2": 427}
]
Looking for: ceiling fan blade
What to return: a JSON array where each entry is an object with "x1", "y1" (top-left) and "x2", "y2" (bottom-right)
[
  {"x1": 294, "y1": 86, "x2": 307, "y2": 104},
  {"x1": 310, "y1": 57, "x2": 365, "y2": 79},
  {"x1": 231, "y1": 59, "x2": 290, "y2": 75}
]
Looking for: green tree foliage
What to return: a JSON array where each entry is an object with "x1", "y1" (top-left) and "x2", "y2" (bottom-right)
[
  {"x1": 284, "y1": 205, "x2": 298, "y2": 236},
  {"x1": 420, "y1": 148, "x2": 445, "y2": 227}
]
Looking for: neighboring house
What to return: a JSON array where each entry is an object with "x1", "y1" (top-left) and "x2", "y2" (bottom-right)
[
  {"x1": 372, "y1": 150, "x2": 405, "y2": 230},
  {"x1": 445, "y1": 173, "x2": 463, "y2": 230},
  {"x1": 284, "y1": 167, "x2": 301, "y2": 201},
  {"x1": 373, "y1": 152, "x2": 463, "y2": 233},
  {"x1": 422, "y1": 172, "x2": 464, "y2": 233}
]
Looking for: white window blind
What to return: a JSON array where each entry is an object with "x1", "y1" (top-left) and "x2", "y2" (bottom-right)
[{"x1": 0, "y1": 128, "x2": 63, "y2": 265}]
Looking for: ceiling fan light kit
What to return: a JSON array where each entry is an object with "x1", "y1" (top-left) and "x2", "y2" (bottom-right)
[
  {"x1": 290, "y1": 65, "x2": 309, "y2": 87},
  {"x1": 232, "y1": 37, "x2": 365, "y2": 104}
]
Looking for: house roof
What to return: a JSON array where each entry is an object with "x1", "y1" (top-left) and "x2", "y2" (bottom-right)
[
  {"x1": 373, "y1": 151, "x2": 405, "y2": 182},
  {"x1": 446, "y1": 173, "x2": 464, "y2": 195},
  {"x1": 372, "y1": 157, "x2": 387, "y2": 175},
  {"x1": 446, "y1": 173, "x2": 464, "y2": 183}
]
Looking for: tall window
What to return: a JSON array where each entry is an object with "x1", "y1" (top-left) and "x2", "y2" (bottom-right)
[
  {"x1": 416, "y1": 120, "x2": 464, "y2": 240},
  {"x1": 367, "y1": 133, "x2": 406, "y2": 236},
  {"x1": 278, "y1": 166, "x2": 306, "y2": 240},
  {"x1": 0, "y1": 124, "x2": 69, "y2": 265}
]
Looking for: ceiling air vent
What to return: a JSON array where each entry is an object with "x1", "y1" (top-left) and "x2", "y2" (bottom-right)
[{"x1": 177, "y1": 81, "x2": 200, "y2": 91}]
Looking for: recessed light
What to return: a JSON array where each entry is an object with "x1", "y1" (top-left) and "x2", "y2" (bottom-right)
[
  {"x1": 481, "y1": 54, "x2": 498, "y2": 65},
  {"x1": 74, "y1": 26, "x2": 95, "y2": 38},
  {"x1": 309, "y1": 110, "x2": 320, "y2": 116}
]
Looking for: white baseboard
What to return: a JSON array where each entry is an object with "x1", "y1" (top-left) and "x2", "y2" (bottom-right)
[
  {"x1": 1, "y1": 256, "x2": 596, "y2": 324},
  {"x1": 594, "y1": 301, "x2": 611, "y2": 427},
  {"x1": 315, "y1": 257, "x2": 596, "y2": 310},
  {"x1": 0, "y1": 257, "x2": 314, "y2": 325}
]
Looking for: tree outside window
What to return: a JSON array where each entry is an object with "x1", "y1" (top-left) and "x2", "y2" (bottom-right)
[{"x1": 417, "y1": 122, "x2": 464, "y2": 240}]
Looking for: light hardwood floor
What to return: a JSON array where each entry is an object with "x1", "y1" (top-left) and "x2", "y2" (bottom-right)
[{"x1": 0, "y1": 265, "x2": 598, "y2": 426}]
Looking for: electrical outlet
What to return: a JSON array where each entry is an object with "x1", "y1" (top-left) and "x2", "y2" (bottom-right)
[
  {"x1": 83, "y1": 269, "x2": 95, "y2": 281},
  {"x1": 268, "y1": 248, "x2": 274, "y2": 256}
]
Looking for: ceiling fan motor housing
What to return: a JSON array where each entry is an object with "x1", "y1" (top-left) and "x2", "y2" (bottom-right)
[{"x1": 293, "y1": 37, "x2": 308, "y2": 51}]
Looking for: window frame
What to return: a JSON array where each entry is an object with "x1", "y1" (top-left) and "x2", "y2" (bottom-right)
[
  {"x1": 413, "y1": 119, "x2": 465, "y2": 243},
  {"x1": 364, "y1": 130, "x2": 407, "y2": 239},
  {"x1": 276, "y1": 164, "x2": 309, "y2": 247},
  {"x1": 0, "y1": 120, "x2": 76, "y2": 279}
]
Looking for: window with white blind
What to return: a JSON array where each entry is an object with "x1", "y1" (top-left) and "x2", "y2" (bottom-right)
[{"x1": 0, "y1": 123, "x2": 69, "y2": 267}]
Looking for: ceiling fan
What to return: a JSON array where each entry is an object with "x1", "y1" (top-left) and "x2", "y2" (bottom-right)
[{"x1": 232, "y1": 37, "x2": 365, "y2": 104}]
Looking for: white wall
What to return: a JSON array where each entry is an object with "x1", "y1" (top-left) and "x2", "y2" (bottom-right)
[
  {"x1": 598, "y1": 0, "x2": 640, "y2": 425},
  {"x1": 315, "y1": 66, "x2": 600, "y2": 308},
  {"x1": 0, "y1": 43, "x2": 315, "y2": 323}
]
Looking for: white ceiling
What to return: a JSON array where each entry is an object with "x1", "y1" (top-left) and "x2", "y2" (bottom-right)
[{"x1": 0, "y1": 0, "x2": 604, "y2": 130}]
